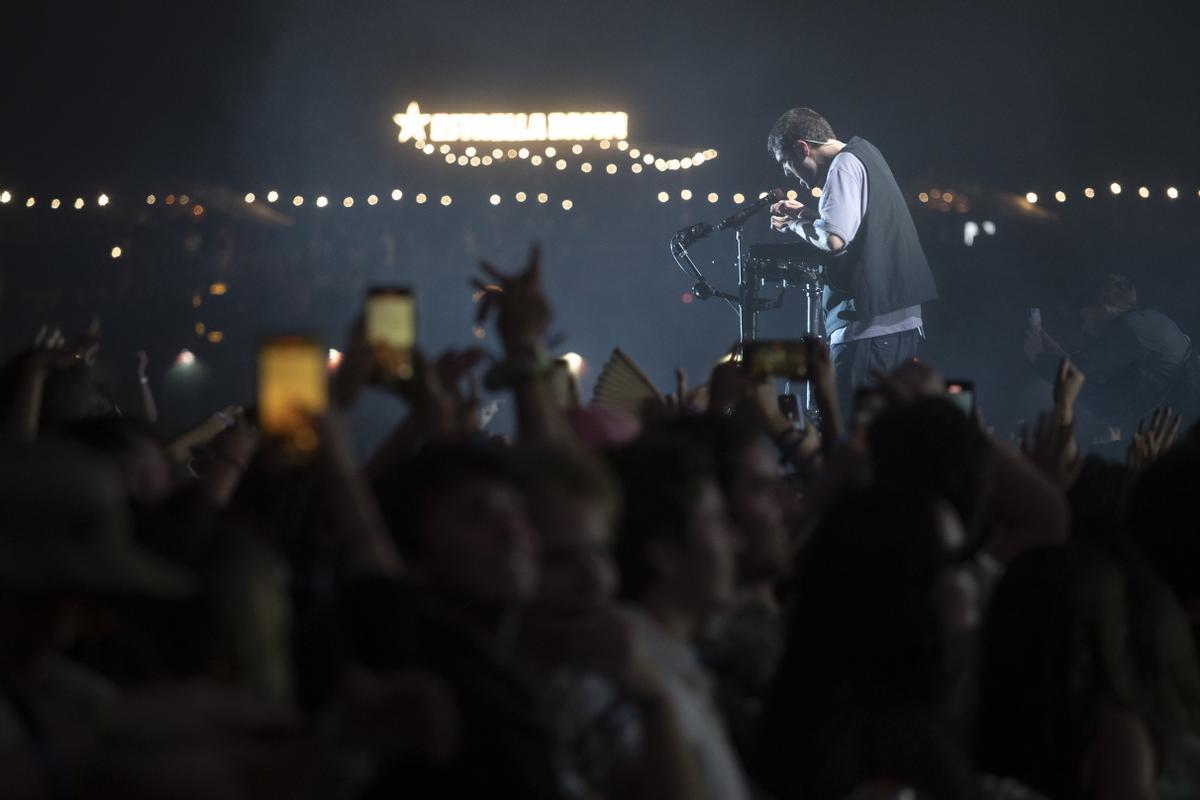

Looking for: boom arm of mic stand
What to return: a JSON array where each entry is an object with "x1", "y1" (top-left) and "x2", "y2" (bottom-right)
[
  {"x1": 669, "y1": 236, "x2": 706, "y2": 282},
  {"x1": 669, "y1": 236, "x2": 740, "y2": 311}
]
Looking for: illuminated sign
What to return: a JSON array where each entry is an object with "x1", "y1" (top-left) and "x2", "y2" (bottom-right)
[{"x1": 394, "y1": 101, "x2": 628, "y2": 143}]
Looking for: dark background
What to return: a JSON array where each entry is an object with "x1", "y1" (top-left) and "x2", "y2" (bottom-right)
[{"x1": 2, "y1": 0, "x2": 1198, "y2": 447}]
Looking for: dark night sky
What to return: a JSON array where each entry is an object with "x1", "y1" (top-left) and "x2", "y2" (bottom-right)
[{"x1": 4, "y1": 0, "x2": 1198, "y2": 192}]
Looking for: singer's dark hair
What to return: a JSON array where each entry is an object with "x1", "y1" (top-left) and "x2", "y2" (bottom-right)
[{"x1": 767, "y1": 108, "x2": 836, "y2": 159}]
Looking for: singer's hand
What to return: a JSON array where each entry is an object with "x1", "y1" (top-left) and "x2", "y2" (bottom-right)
[{"x1": 770, "y1": 199, "x2": 806, "y2": 219}]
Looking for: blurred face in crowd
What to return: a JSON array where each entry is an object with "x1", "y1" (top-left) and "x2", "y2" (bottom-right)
[
  {"x1": 655, "y1": 480, "x2": 738, "y2": 619},
  {"x1": 725, "y1": 442, "x2": 791, "y2": 583},
  {"x1": 1079, "y1": 304, "x2": 1119, "y2": 338},
  {"x1": 531, "y1": 495, "x2": 617, "y2": 621},
  {"x1": 415, "y1": 478, "x2": 538, "y2": 616}
]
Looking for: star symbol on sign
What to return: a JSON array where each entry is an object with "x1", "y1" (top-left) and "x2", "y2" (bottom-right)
[{"x1": 393, "y1": 101, "x2": 431, "y2": 143}]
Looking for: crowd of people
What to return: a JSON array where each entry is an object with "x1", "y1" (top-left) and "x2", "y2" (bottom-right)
[{"x1": 3, "y1": 244, "x2": 1200, "y2": 800}]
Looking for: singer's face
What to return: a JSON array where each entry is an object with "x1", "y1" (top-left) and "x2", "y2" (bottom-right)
[{"x1": 777, "y1": 145, "x2": 816, "y2": 187}]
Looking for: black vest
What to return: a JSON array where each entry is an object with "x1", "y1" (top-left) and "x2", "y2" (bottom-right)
[{"x1": 822, "y1": 137, "x2": 938, "y2": 336}]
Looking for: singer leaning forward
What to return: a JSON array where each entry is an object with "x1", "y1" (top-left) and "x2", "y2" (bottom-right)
[{"x1": 766, "y1": 107, "x2": 938, "y2": 415}]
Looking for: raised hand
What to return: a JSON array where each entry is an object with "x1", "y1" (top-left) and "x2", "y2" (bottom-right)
[
  {"x1": 656, "y1": 367, "x2": 691, "y2": 419},
  {"x1": 330, "y1": 317, "x2": 375, "y2": 409},
  {"x1": 1021, "y1": 411, "x2": 1083, "y2": 488},
  {"x1": 30, "y1": 318, "x2": 100, "y2": 370},
  {"x1": 135, "y1": 349, "x2": 159, "y2": 423},
  {"x1": 210, "y1": 412, "x2": 258, "y2": 463},
  {"x1": 75, "y1": 316, "x2": 101, "y2": 366},
  {"x1": 192, "y1": 413, "x2": 260, "y2": 506},
  {"x1": 472, "y1": 243, "x2": 552, "y2": 352},
  {"x1": 1023, "y1": 327, "x2": 1046, "y2": 363},
  {"x1": 435, "y1": 347, "x2": 489, "y2": 433},
  {"x1": 747, "y1": 378, "x2": 793, "y2": 436},
  {"x1": 805, "y1": 337, "x2": 843, "y2": 438},
  {"x1": 1127, "y1": 405, "x2": 1182, "y2": 471},
  {"x1": 29, "y1": 328, "x2": 78, "y2": 371},
  {"x1": 1024, "y1": 326, "x2": 1067, "y2": 364},
  {"x1": 1052, "y1": 357, "x2": 1086, "y2": 425},
  {"x1": 402, "y1": 350, "x2": 458, "y2": 435},
  {"x1": 435, "y1": 347, "x2": 489, "y2": 391},
  {"x1": 165, "y1": 405, "x2": 245, "y2": 465}
]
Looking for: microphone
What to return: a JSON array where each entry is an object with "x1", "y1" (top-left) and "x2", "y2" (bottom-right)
[
  {"x1": 673, "y1": 222, "x2": 712, "y2": 248},
  {"x1": 715, "y1": 188, "x2": 786, "y2": 231}
]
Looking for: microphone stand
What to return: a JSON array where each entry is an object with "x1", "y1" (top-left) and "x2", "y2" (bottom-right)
[
  {"x1": 669, "y1": 220, "x2": 787, "y2": 345},
  {"x1": 669, "y1": 196, "x2": 828, "y2": 424},
  {"x1": 669, "y1": 232, "x2": 740, "y2": 315},
  {"x1": 732, "y1": 220, "x2": 787, "y2": 343}
]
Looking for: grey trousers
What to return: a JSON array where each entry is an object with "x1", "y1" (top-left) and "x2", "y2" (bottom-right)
[{"x1": 830, "y1": 328, "x2": 923, "y2": 419}]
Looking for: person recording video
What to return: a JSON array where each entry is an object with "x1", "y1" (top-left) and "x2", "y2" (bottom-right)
[{"x1": 1024, "y1": 274, "x2": 1196, "y2": 438}]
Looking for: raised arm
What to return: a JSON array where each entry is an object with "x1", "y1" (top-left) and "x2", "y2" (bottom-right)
[
  {"x1": 4, "y1": 322, "x2": 101, "y2": 441},
  {"x1": 135, "y1": 350, "x2": 159, "y2": 424},
  {"x1": 474, "y1": 244, "x2": 576, "y2": 444}
]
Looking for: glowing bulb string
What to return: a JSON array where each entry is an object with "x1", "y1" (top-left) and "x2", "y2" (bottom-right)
[
  {"x1": 5, "y1": 184, "x2": 1198, "y2": 217},
  {"x1": 3, "y1": 191, "x2": 590, "y2": 213},
  {"x1": 410, "y1": 137, "x2": 719, "y2": 172},
  {"x1": 914, "y1": 186, "x2": 1193, "y2": 206}
]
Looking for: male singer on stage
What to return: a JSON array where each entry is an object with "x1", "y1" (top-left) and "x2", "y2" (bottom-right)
[{"x1": 767, "y1": 108, "x2": 938, "y2": 411}]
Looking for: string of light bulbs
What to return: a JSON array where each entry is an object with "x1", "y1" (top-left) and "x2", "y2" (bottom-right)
[
  {"x1": 408, "y1": 137, "x2": 719, "y2": 174},
  {"x1": 1017, "y1": 184, "x2": 1192, "y2": 203},
  {"x1": 655, "y1": 188, "x2": 822, "y2": 204},
  {"x1": 5, "y1": 182, "x2": 1198, "y2": 217},
  {"x1": 0, "y1": 189, "x2": 577, "y2": 213},
  {"x1": 915, "y1": 185, "x2": 1198, "y2": 207}
]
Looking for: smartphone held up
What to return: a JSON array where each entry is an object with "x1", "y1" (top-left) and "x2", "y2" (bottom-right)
[
  {"x1": 365, "y1": 286, "x2": 417, "y2": 381},
  {"x1": 258, "y1": 334, "x2": 328, "y2": 456},
  {"x1": 742, "y1": 339, "x2": 810, "y2": 380}
]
